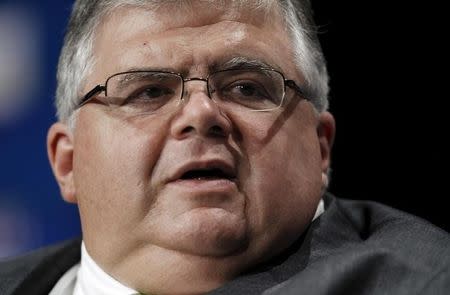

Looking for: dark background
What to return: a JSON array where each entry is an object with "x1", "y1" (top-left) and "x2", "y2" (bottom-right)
[
  {"x1": 311, "y1": 1, "x2": 447, "y2": 231},
  {"x1": 0, "y1": 1, "x2": 447, "y2": 258}
]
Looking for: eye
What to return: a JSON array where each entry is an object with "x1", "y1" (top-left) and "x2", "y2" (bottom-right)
[
  {"x1": 119, "y1": 84, "x2": 177, "y2": 114},
  {"x1": 222, "y1": 80, "x2": 271, "y2": 101},
  {"x1": 234, "y1": 83, "x2": 259, "y2": 97},
  {"x1": 126, "y1": 84, "x2": 175, "y2": 102}
]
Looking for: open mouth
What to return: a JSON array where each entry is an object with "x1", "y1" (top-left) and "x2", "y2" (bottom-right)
[{"x1": 180, "y1": 168, "x2": 235, "y2": 181}]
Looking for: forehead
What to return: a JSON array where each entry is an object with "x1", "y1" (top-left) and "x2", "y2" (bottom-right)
[{"x1": 91, "y1": 1, "x2": 296, "y2": 81}]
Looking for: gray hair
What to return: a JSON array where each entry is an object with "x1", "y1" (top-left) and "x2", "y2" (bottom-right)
[{"x1": 56, "y1": 0, "x2": 329, "y2": 124}]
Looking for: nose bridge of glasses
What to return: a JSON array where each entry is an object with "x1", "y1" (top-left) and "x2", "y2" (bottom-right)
[{"x1": 182, "y1": 77, "x2": 211, "y2": 100}]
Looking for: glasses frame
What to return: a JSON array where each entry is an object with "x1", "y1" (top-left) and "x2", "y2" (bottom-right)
[{"x1": 77, "y1": 67, "x2": 309, "y2": 112}]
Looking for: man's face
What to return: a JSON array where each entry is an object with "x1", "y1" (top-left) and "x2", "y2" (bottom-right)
[{"x1": 48, "y1": 2, "x2": 334, "y2": 293}]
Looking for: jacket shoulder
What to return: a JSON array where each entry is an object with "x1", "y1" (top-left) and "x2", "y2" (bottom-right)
[
  {"x1": 295, "y1": 194, "x2": 450, "y2": 294},
  {"x1": 0, "y1": 238, "x2": 81, "y2": 295},
  {"x1": 328, "y1": 194, "x2": 449, "y2": 253}
]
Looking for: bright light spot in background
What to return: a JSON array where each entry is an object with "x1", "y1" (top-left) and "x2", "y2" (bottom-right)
[
  {"x1": 0, "y1": 196, "x2": 44, "y2": 258},
  {"x1": 0, "y1": 4, "x2": 43, "y2": 126}
]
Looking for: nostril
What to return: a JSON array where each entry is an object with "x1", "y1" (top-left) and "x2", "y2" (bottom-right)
[
  {"x1": 209, "y1": 125, "x2": 225, "y2": 137},
  {"x1": 181, "y1": 126, "x2": 195, "y2": 134}
]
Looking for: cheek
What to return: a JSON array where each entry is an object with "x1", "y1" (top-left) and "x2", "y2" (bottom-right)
[
  {"x1": 73, "y1": 111, "x2": 170, "y2": 233},
  {"x1": 238, "y1": 112, "x2": 323, "y2": 242}
]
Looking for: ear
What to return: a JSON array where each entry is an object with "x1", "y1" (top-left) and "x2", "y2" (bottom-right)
[
  {"x1": 47, "y1": 122, "x2": 77, "y2": 203},
  {"x1": 317, "y1": 111, "x2": 336, "y2": 187}
]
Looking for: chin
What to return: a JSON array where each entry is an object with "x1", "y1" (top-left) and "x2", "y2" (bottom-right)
[{"x1": 171, "y1": 207, "x2": 249, "y2": 257}]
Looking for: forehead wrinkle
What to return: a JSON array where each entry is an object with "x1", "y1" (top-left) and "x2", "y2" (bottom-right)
[
  {"x1": 93, "y1": 4, "x2": 294, "y2": 82},
  {"x1": 115, "y1": 21, "x2": 259, "y2": 74}
]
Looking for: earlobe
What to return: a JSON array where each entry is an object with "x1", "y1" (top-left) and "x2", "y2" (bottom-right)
[
  {"x1": 317, "y1": 111, "x2": 336, "y2": 179},
  {"x1": 47, "y1": 122, "x2": 77, "y2": 203}
]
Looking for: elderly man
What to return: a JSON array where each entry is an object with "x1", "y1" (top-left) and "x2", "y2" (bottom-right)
[{"x1": 1, "y1": 0, "x2": 449, "y2": 294}]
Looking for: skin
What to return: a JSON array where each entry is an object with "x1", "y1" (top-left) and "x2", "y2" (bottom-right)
[{"x1": 48, "y1": 2, "x2": 335, "y2": 294}]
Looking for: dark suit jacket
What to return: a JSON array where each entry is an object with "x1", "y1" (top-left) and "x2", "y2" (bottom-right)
[{"x1": 1, "y1": 193, "x2": 449, "y2": 294}]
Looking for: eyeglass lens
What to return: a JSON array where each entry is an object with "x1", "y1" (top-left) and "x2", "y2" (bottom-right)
[{"x1": 104, "y1": 69, "x2": 285, "y2": 115}]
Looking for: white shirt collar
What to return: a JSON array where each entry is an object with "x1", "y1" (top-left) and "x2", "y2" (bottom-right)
[
  {"x1": 73, "y1": 242, "x2": 139, "y2": 295},
  {"x1": 313, "y1": 199, "x2": 324, "y2": 221}
]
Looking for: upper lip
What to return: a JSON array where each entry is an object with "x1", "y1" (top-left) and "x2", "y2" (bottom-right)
[{"x1": 168, "y1": 159, "x2": 237, "y2": 182}]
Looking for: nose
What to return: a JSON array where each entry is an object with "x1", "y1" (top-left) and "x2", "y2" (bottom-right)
[{"x1": 170, "y1": 80, "x2": 232, "y2": 139}]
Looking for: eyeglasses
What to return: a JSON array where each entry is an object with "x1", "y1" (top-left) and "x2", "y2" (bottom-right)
[{"x1": 77, "y1": 68, "x2": 308, "y2": 115}]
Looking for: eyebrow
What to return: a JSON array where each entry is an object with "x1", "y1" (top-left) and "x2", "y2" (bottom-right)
[
  {"x1": 121, "y1": 66, "x2": 178, "y2": 74},
  {"x1": 216, "y1": 56, "x2": 278, "y2": 71},
  {"x1": 113, "y1": 70, "x2": 176, "y2": 91},
  {"x1": 115, "y1": 56, "x2": 279, "y2": 80}
]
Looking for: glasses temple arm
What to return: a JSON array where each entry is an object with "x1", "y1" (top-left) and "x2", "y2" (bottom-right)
[
  {"x1": 77, "y1": 85, "x2": 106, "y2": 108},
  {"x1": 285, "y1": 80, "x2": 310, "y2": 101}
]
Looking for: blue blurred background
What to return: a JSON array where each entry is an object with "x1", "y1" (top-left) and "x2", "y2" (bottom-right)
[
  {"x1": 0, "y1": 0, "x2": 80, "y2": 258},
  {"x1": 1, "y1": 0, "x2": 447, "y2": 258}
]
